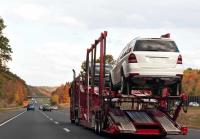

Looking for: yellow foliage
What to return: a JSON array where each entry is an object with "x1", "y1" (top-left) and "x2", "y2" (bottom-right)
[{"x1": 51, "y1": 95, "x2": 59, "y2": 105}]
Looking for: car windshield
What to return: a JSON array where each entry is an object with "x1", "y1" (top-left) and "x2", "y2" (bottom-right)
[{"x1": 134, "y1": 40, "x2": 179, "y2": 52}]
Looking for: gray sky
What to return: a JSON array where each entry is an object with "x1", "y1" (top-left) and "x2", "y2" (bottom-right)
[{"x1": 0, "y1": 0, "x2": 199, "y2": 86}]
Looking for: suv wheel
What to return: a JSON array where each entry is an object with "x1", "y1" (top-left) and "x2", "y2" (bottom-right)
[
  {"x1": 120, "y1": 73, "x2": 130, "y2": 94},
  {"x1": 109, "y1": 74, "x2": 116, "y2": 91}
]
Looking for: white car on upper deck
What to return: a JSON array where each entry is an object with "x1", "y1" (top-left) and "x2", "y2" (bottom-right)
[{"x1": 110, "y1": 34, "x2": 183, "y2": 95}]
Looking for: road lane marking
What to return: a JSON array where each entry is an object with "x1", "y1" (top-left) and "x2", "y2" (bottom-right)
[
  {"x1": 0, "y1": 111, "x2": 26, "y2": 127},
  {"x1": 38, "y1": 110, "x2": 51, "y2": 120},
  {"x1": 39, "y1": 111, "x2": 57, "y2": 124},
  {"x1": 63, "y1": 128, "x2": 70, "y2": 132},
  {"x1": 54, "y1": 121, "x2": 59, "y2": 124}
]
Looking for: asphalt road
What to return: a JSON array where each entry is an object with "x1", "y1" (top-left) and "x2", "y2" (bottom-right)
[{"x1": 0, "y1": 108, "x2": 199, "y2": 139}]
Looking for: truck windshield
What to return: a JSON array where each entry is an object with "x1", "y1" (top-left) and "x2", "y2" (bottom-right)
[{"x1": 134, "y1": 40, "x2": 179, "y2": 52}]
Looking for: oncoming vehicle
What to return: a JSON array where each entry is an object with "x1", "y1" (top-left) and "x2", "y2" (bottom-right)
[
  {"x1": 27, "y1": 103, "x2": 35, "y2": 111},
  {"x1": 110, "y1": 34, "x2": 183, "y2": 95}
]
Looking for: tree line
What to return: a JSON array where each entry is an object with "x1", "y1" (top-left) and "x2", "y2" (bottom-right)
[{"x1": 0, "y1": 17, "x2": 28, "y2": 108}]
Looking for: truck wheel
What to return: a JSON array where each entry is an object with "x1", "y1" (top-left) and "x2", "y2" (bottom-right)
[
  {"x1": 97, "y1": 122, "x2": 101, "y2": 135},
  {"x1": 94, "y1": 121, "x2": 98, "y2": 133},
  {"x1": 71, "y1": 119, "x2": 75, "y2": 124},
  {"x1": 95, "y1": 121, "x2": 101, "y2": 135},
  {"x1": 75, "y1": 117, "x2": 80, "y2": 125}
]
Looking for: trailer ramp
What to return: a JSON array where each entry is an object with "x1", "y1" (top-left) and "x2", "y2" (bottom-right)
[
  {"x1": 110, "y1": 109, "x2": 136, "y2": 133},
  {"x1": 150, "y1": 110, "x2": 181, "y2": 134},
  {"x1": 126, "y1": 111, "x2": 155, "y2": 124}
]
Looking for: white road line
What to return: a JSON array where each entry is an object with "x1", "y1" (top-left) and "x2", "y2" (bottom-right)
[
  {"x1": 0, "y1": 111, "x2": 26, "y2": 127},
  {"x1": 39, "y1": 111, "x2": 56, "y2": 123},
  {"x1": 63, "y1": 128, "x2": 70, "y2": 132},
  {"x1": 54, "y1": 121, "x2": 59, "y2": 124}
]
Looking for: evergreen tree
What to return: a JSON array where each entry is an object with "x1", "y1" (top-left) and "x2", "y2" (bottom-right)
[{"x1": 0, "y1": 17, "x2": 12, "y2": 71}]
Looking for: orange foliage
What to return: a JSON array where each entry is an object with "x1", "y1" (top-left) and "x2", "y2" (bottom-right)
[
  {"x1": 51, "y1": 83, "x2": 70, "y2": 105},
  {"x1": 182, "y1": 68, "x2": 200, "y2": 96},
  {"x1": 0, "y1": 71, "x2": 28, "y2": 107}
]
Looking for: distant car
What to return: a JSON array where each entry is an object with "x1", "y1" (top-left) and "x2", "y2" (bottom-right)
[
  {"x1": 42, "y1": 104, "x2": 51, "y2": 111},
  {"x1": 110, "y1": 36, "x2": 183, "y2": 95},
  {"x1": 51, "y1": 106, "x2": 58, "y2": 110},
  {"x1": 39, "y1": 105, "x2": 43, "y2": 110},
  {"x1": 189, "y1": 102, "x2": 199, "y2": 107},
  {"x1": 27, "y1": 103, "x2": 35, "y2": 111}
]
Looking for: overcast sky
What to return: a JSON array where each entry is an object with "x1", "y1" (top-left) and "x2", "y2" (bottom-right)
[{"x1": 0, "y1": 0, "x2": 199, "y2": 86}]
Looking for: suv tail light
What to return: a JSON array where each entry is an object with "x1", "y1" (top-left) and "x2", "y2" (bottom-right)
[
  {"x1": 181, "y1": 126, "x2": 188, "y2": 135},
  {"x1": 177, "y1": 55, "x2": 182, "y2": 64},
  {"x1": 128, "y1": 54, "x2": 137, "y2": 63}
]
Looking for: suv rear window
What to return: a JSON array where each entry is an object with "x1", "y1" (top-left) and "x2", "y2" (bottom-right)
[{"x1": 134, "y1": 40, "x2": 179, "y2": 52}]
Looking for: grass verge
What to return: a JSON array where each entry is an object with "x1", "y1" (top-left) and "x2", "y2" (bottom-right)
[{"x1": 177, "y1": 107, "x2": 200, "y2": 129}]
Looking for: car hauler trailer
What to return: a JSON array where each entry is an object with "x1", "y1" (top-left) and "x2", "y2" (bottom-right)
[{"x1": 70, "y1": 31, "x2": 188, "y2": 137}]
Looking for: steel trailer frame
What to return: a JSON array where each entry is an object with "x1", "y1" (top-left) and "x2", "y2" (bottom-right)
[{"x1": 70, "y1": 31, "x2": 188, "y2": 137}]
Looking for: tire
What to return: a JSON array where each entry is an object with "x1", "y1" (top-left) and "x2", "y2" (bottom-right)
[
  {"x1": 71, "y1": 119, "x2": 75, "y2": 124},
  {"x1": 109, "y1": 74, "x2": 116, "y2": 91},
  {"x1": 94, "y1": 121, "x2": 98, "y2": 133},
  {"x1": 97, "y1": 122, "x2": 102, "y2": 135},
  {"x1": 120, "y1": 71, "x2": 130, "y2": 94},
  {"x1": 75, "y1": 117, "x2": 80, "y2": 125},
  {"x1": 94, "y1": 121, "x2": 101, "y2": 135}
]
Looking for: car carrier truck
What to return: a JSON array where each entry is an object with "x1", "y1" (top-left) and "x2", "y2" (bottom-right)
[{"x1": 70, "y1": 31, "x2": 188, "y2": 137}]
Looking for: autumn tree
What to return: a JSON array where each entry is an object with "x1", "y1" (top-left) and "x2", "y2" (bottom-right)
[
  {"x1": 0, "y1": 17, "x2": 12, "y2": 71},
  {"x1": 96, "y1": 54, "x2": 116, "y2": 65}
]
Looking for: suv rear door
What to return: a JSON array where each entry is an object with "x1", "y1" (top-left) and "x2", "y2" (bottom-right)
[{"x1": 133, "y1": 39, "x2": 180, "y2": 69}]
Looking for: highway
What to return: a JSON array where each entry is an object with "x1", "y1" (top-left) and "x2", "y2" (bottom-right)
[{"x1": 0, "y1": 108, "x2": 199, "y2": 139}]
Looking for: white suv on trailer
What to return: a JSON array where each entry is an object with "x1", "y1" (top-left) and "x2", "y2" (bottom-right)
[{"x1": 110, "y1": 35, "x2": 183, "y2": 95}]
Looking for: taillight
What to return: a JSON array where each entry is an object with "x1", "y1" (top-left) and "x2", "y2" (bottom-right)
[
  {"x1": 128, "y1": 53, "x2": 137, "y2": 63},
  {"x1": 177, "y1": 55, "x2": 182, "y2": 64},
  {"x1": 181, "y1": 126, "x2": 188, "y2": 135}
]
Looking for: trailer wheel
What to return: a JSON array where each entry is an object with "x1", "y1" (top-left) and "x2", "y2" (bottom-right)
[
  {"x1": 94, "y1": 121, "x2": 101, "y2": 134},
  {"x1": 97, "y1": 122, "x2": 101, "y2": 135},
  {"x1": 94, "y1": 121, "x2": 97, "y2": 133},
  {"x1": 75, "y1": 117, "x2": 80, "y2": 125},
  {"x1": 71, "y1": 119, "x2": 75, "y2": 124}
]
